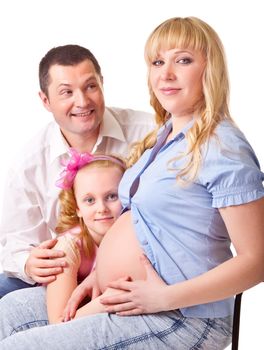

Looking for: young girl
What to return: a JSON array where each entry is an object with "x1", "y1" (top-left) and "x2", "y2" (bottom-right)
[{"x1": 46, "y1": 148, "x2": 126, "y2": 323}]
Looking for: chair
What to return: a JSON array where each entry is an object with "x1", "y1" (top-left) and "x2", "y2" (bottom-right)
[{"x1": 231, "y1": 293, "x2": 243, "y2": 350}]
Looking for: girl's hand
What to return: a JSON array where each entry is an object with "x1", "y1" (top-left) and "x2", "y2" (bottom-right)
[
  {"x1": 62, "y1": 269, "x2": 100, "y2": 321},
  {"x1": 100, "y1": 255, "x2": 169, "y2": 315}
]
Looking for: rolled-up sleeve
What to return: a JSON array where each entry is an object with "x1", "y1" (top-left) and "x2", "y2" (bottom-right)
[
  {"x1": 0, "y1": 167, "x2": 54, "y2": 284},
  {"x1": 199, "y1": 126, "x2": 264, "y2": 208}
]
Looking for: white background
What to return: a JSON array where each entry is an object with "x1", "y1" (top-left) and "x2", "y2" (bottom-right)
[{"x1": 0, "y1": 1, "x2": 263, "y2": 348}]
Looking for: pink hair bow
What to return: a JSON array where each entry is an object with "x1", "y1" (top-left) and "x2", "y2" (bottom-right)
[
  {"x1": 56, "y1": 148, "x2": 95, "y2": 189},
  {"x1": 56, "y1": 148, "x2": 125, "y2": 190}
]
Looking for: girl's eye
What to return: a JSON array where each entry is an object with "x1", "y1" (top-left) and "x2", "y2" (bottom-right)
[
  {"x1": 152, "y1": 59, "x2": 164, "y2": 67},
  {"x1": 85, "y1": 197, "x2": 95, "y2": 205},
  {"x1": 106, "y1": 193, "x2": 118, "y2": 201}
]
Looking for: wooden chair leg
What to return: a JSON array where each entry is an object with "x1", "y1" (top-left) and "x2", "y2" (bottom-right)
[{"x1": 231, "y1": 293, "x2": 243, "y2": 350}]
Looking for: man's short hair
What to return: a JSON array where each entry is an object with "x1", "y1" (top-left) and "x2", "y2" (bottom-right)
[{"x1": 39, "y1": 44, "x2": 102, "y2": 96}]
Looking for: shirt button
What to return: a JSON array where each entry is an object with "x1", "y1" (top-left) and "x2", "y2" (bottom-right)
[{"x1": 133, "y1": 219, "x2": 139, "y2": 224}]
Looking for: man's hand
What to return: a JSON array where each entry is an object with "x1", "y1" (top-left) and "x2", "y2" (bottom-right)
[
  {"x1": 25, "y1": 238, "x2": 66, "y2": 284},
  {"x1": 62, "y1": 270, "x2": 100, "y2": 321}
]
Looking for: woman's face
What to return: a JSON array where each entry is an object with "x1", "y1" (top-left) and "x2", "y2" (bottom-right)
[
  {"x1": 74, "y1": 165, "x2": 123, "y2": 246},
  {"x1": 149, "y1": 47, "x2": 205, "y2": 119}
]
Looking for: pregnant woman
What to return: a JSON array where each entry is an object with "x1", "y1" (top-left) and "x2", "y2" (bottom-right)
[{"x1": 0, "y1": 16, "x2": 264, "y2": 350}]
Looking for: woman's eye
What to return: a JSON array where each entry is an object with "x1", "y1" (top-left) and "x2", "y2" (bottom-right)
[
  {"x1": 177, "y1": 57, "x2": 192, "y2": 64},
  {"x1": 106, "y1": 193, "x2": 118, "y2": 201},
  {"x1": 152, "y1": 59, "x2": 164, "y2": 66}
]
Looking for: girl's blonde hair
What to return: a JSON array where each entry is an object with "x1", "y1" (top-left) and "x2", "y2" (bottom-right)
[
  {"x1": 55, "y1": 156, "x2": 125, "y2": 258},
  {"x1": 128, "y1": 16, "x2": 233, "y2": 183}
]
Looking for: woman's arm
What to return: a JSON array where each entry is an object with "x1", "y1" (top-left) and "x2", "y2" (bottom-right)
[
  {"x1": 46, "y1": 236, "x2": 80, "y2": 323},
  {"x1": 101, "y1": 197, "x2": 264, "y2": 315}
]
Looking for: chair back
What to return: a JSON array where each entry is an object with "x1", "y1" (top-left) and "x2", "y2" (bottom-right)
[{"x1": 231, "y1": 293, "x2": 243, "y2": 350}]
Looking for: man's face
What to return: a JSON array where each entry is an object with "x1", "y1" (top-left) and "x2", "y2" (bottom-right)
[{"x1": 39, "y1": 59, "x2": 105, "y2": 142}]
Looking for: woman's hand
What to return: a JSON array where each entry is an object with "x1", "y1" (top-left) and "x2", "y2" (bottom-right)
[
  {"x1": 100, "y1": 255, "x2": 169, "y2": 316},
  {"x1": 62, "y1": 269, "x2": 100, "y2": 321}
]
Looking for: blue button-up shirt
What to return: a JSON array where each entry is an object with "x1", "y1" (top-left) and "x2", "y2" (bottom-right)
[{"x1": 119, "y1": 118, "x2": 264, "y2": 318}]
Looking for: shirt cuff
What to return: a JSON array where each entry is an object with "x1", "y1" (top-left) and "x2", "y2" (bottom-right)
[{"x1": 7, "y1": 251, "x2": 36, "y2": 285}]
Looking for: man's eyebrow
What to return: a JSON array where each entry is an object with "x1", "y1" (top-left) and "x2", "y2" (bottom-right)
[
  {"x1": 57, "y1": 76, "x2": 98, "y2": 88},
  {"x1": 84, "y1": 76, "x2": 99, "y2": 83},
  {"x1": 58, "y1": 83, "x2": 71, "y2": 87}
]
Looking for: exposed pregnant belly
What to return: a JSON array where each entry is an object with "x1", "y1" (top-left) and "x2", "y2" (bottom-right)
[{"x1": 96, "y1": 211, "x2": 146, "y2": 292}]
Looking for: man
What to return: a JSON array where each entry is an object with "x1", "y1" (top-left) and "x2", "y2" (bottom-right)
[{"x1": 0, "y1": 44, "x2": 155, "y2": 296}]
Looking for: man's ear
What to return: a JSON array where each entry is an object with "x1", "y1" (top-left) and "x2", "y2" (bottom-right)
[
  {"x1": 97, "y1": 75, "x2": 104, "y2": 91},
  {"x1": 39, "y1": 91, "x2": 51, "y2": 112}
]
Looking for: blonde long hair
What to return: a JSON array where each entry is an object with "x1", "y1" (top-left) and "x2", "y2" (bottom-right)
[
  {"x1": 128, "y1": 17, "x2": 233, "y2": 183},
  {"x1": 55, "y1": 157, "x2": 125, "y2": 258}
]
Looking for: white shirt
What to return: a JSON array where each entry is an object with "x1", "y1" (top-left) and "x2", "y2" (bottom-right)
[{"x1": 0, "y1": 107, "x2": 155, "y2": 283}]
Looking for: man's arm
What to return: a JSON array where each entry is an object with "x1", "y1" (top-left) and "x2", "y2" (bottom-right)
[
  {"x1": 25, "y1": 239, "x2": 66, "y2": 284},
  {"x1": 0, "y1": 167, "x2": 65, "y2": 284}
]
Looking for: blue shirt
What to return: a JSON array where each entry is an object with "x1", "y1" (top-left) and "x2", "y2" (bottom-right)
[{"x1": 119, "y1": 118, "x2": 264, "y2": 318}]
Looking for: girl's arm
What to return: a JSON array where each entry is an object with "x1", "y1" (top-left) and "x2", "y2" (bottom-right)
[
  {"x1": 73, "y1": 284, "x2": 129, "y2": 319},
  {"x1": 46, "y1": 236, "x2": 80, "y2": 323},
  {"x1": 62, "y1": 268, "x2": 100, "y2": 321},
  {"x1": 100, "y1": 197, "x2": 264, "y2": 315},
  {"x1": 73, "y1": 287, "x2": 114, "y2": 318}
]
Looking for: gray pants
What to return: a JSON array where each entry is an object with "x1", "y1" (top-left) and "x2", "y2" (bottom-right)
[{"x1": 0, "y1": 286, "x2": 232, "y2": 349}]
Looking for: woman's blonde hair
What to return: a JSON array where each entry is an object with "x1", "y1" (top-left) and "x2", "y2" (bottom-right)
[
  {"x1": 55, "y1": 156, "x2": 126, "y2": 258},
  {"x1": 128, "y1": 16, "x2": 233, "y2": 183}
]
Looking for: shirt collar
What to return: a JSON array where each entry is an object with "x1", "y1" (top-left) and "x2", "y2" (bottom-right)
[
  {"x1": 158, "y1": 116, "x2": 195, "y2": 139},
  {"x1": 91, "y1": 107, "x2": 126, "y2": 152},
  {"x1": 99, "y1": 107, "x2": 126, "y2": 141},
  {"x1": 49, "y1": 107, "x2": 126, "y2": 164},
  {"x1": 49, "y1": 122, "x2": 70, "y2": 165}
]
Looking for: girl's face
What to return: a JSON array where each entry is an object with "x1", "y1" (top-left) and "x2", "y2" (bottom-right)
[
  {"x1": 74, "y1": 165, "x2": 123, "y2": 246},
  {"x1": 149, "y1": 47, "x2": 205, "y2": 120}
]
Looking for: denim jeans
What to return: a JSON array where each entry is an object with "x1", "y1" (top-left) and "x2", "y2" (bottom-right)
[
  {"x1": 0, "y1": 273, "x2": 35, "y2": 298},
  {"x1": 0, "y1": 286, "x2": 232, "y2": 349}
]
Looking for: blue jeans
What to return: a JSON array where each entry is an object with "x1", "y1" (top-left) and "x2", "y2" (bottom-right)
[
  {"x1": 0, "y1": 273, "x2": 35, "y2": 298},
  {"x1": 0, "y1": 286, "x2": 232, "y2": 349}
]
